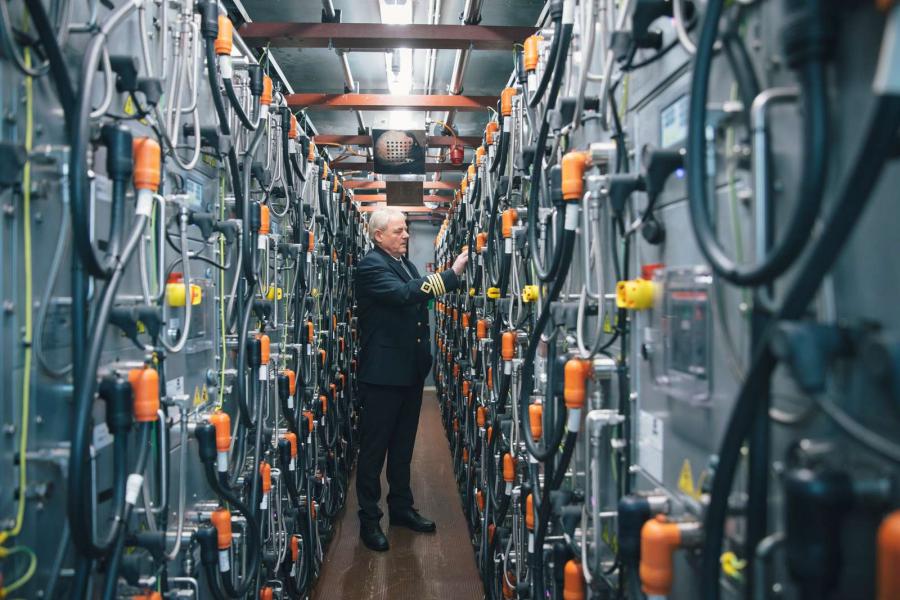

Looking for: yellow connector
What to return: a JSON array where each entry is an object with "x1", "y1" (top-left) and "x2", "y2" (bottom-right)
[
  {"x1": 166, "y1": 283, "x2": 202, "y2": 307},
  {"x1": 266, "y1": 286, "x2": 283, "y2": 301},
  {"x1": 469, "y1": 287, "x2": 476, "y2": 297},
  {"x1": 486, "y1": 287, "x2": 501, "y2": 300},
  {"x1": 616, "y1": 278, "x2": 655, "y2": 310},
  {"x1": 522, "y1": 285, "x2": 539, "y2": 303}
]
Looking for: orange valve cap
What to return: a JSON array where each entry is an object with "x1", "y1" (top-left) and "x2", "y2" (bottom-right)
[
  {"x1": 529, "y1": 403, "x2": 543, "y2": 440},
  {"x1": 476, "y1": 232, "x2": 488, "y2": 253},
  {"x1": 462, "y1": 380, "x2": 470, "y2": 396},
  {"x1": 260, "y1": 75, "x2": 273, "y2": 106},
  {"x1": 501, "y1": 208, "x2": 518, "y2": 239},
  {"x1": 477, "y1": 319, "x2": 488, "y2": 340},
  {"x1": 307, "y1": 321, "x2": 315, "y2": 343},
  {"x1": 503, "y1": 453, "x2": 515, "y2": 483},
  {"x1": 564, "y1": 358, "x2": 590, "y2": 409},
  {"x1": 563, "y1": 560, "x2": 585, "y2": 600},
  {"x1": 525, "y1": 493, "x2": 534, "y2": 530},
  {"x1": 133, "y1": 137, "x2": 161, "y2": 192},
  {"x1": 215, "y1": 16, "x2": 233, "y2": 55},
  {"x1": 307, "y1": 231, "x2": 315, "y2": 252},
  {"x1": 878, "y1": 510, "x2": 900, "y2": 600},
  {"x1": 476, "y1": 406, "x2": 487, "y2": 428},
  {"x1": 485, "y1": 121, "x2": 499, "y2": 145},
  {"x1": 259, "y1": 204, "x2": 271, "y2": 235},
  {"x1": 260, "y1": 587, "x2": 274, "y2": 600},
  {"x1": 476, "y1": 490, "x2": 485, "y2": 512},
  {"x1": 291, "y1": 535, "x2": 300, "y2": 561},
  {"x1": 639, "y1": 515, "x2": 682, "y2": 596},
  {"x1": 462, "y1": 448, "x2": 469, "y2": 463},
  {"x1": 303, "y1": 410, "x2": 314, "y2": 433},
  {"x1": 462, "y1": 313, "x2": 471, "y2": 329},
  {"x1": 209, "y1": 411, "x2": 232, "y2": 453},
  {"x1": 501, "y1": 331, "x2": 515, "y2": 361},
  {"x1": 283, "y1": 432, "x2": 298, "y2": 457},
  {"x1": 131, "y1": 368, "x2": 160, "y2": 422},
  {"x1": 260, "y1": 461, "x2": 272, "y2": 493},
  {"x1": 562, "y1": 151, "x2": 590, "y2": 202},
  {"x1": 500, "y1": 87, "x2": 518, "y2": 117},
  {"x1": 211, "y1": 508, "x2": 233, "y2": 549},
  {"x1": 524, "y1": 35, "x2": 540, "y2": 72},
  {"x1": 289, "y1": 114, "x2": 299, "y2": 139},
  {"x1": 257, "y1": 334, "x2": 270, "y2": 364},
  {"x1": 283, "y1": 369, "x2": 297, "y2": 395}
]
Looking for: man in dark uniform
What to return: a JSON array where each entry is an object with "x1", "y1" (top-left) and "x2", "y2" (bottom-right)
[{"x1": 354, "y1": 208, "x2": 468, "y2": 551}]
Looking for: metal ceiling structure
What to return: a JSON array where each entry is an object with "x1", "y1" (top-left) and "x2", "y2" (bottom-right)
[{"x1": 233, "y1": 0, "x2": 543, "y2": 211}]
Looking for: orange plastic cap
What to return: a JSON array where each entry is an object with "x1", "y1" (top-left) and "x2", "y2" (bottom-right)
[
  {"x1": 291, "y1": 535, "x2": 300, "y2": 561},
  {"x1": 209, "y1": 411, "x2": 231, "y2": 452},
  {"x1": 524, "y1": 35, "x2": 541, "y2": 72},
  {"x1": 476, "y1": 406, "x2": 487, "y2": 428},
  {"x1": 319, "y1": 394, "x2": 328, "y2": 414},
  {"x1": 462, "y1": 313, "x2": 471, "y2": 329},
  {"x1": 257, "y1": 333, "x2": 270, "y2": 364},
  {"x1": 503, "y1": 453, "x2": 515, "y2": 483},
  {"x1": 500, "y1": 87, "x2": 518, "y2": 117},
  {"x1": 487, "y1": 367, "x2": 494, "y2": 390},
  {"x1": 211, "y1": 508, "x2": 233, "y2": 549},
  {"x1": 525, "y1": 493, "x2": 534, "y2": 530},
  {"x1": 485, "y1": 121, "x2": 499, "y2": 145},
  {"x1": 260, "y1": 75, "x2": 273, "y2": 106},
  {"x1": 501, "y1": 208, "x2": 518, "y2": 239},
  {"x1": 476, "y1": 146, "x2": 486, "y2": 166},
  {"x1": 215, "y1": 16, "x2": 233, "y2": 55},
  {"x1": 476, "y1": 232, "x2": 488, "y2": 253},
  {"x1": 563, "y1": 560, "x2": 585, "y2": 600},
  {"x1": 477, "y1": 319, "x2": 488, "y2": 340},
  {"x1": 562, "y1": 151, "x2": 590, "y2": 202},
  {"x1": 462, "y1": 448, "x2": 469, "y2": 463},
  {"x1": 289, "y1": 114, "x2": 299, "y2": 139},
  {"x1": 308, "y1": 141, "x2": 317, "y2": 162},
  {"x1": 260, "y1": 587, "x2": 274, "y2": 600},
  {"x1": 283, "y1": 432, "x2": 298, "y2": 457},
  {"x1": 878, "y1": 510, "x2": 900, "y2": 600},
  {"x1": 529, "y1": 403, "x2": 543, "y2": 440},
  {"x1": 462, "y1": 380, "x2": 470, "y2": 397},
  {"x1": 133, "y1": 137, "x2": 161, "y2": 192},
  {"x1": 307, "y1": 320, "x2": 315, "y2": 342},
  {"x1": 476, "y1": 490, "x2": 485, "y2": 512},
  {"x1": 259, "y1": 204, "x2": 270, "y2": 234},
  {"x1": 283, "y1": 369, "x2": 297, "y2": 395},
  {"x1": 130, "y1": 368, "x2": 160, "y2": 422},
  {"x1": 303, "y1": 410, "x2": 314, "y2": 432},
  {"x1": 260, "y1": 461, "x2": 272, "y2": 493},
  {"x1": 501, "y1": 331, "x2": 515, "y2": 361},
  {"x1": 639, "y1": 515, "x2": 682, "y2": 596},
  {"x1": 564, "y1": 359, "x2": 590, "y2": 409}
]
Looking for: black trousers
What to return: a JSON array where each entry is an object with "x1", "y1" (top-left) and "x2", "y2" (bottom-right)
[{"x1": 356, "y1": 382, "x2": 423, "y2": 523}]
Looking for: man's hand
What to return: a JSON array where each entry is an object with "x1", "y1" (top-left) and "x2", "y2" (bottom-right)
[{"x1": 451, "y1": 250, "x2": 469, "y2": 276}]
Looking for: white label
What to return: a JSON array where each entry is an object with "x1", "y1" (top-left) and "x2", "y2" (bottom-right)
[
  {"x1": 258, "y1": 234, "x2": 267, "y2": 250},
  {"x1": 218, "y1": 551, "x2": 230, "y2": 572},
  {"x1": 261, "y1": 494, "x2": 269, "y2": 510},
  {"x1": 528, "y1": 533, "x2": 534, "y2": 553},
  {"x1": 92, "y1": 422, "x2": 113, "y2": 451},
  {"x1": 638, "y1": 410, "x2": 664, "y2": 484},
  {"x1": 287, "y1": 395, "x2": 294, "y2": 409},
  {"x1": 259, "y1": 364, "x2": 268, "y2": 381},
  {"x1": 166, "y1": 376, "x2": 184, "y2": 398},
  {"x1": 289, "y1": 457, "x2": 296, "y2": 471}
]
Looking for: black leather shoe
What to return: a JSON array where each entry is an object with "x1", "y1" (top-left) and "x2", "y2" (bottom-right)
[
  {"x1": 360, "y1": 521, "x2": 389, "y2": 551},
  {"x1": 389, "y1": 508, "x2": 436, "y2": 533}
]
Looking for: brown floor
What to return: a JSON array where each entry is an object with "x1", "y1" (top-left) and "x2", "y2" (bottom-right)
[{"x1": 310, "y1": 391, "x2": 484, "y2": 600}]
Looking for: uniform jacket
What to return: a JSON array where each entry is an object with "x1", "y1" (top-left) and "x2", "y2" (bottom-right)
[{"x1": 355, "y1": 246, "x2": 460, "y2": 386}]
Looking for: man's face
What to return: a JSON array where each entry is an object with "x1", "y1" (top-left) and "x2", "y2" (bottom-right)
[{"x1": 375, "y1": 216, "x2": 409, "y2": 258}]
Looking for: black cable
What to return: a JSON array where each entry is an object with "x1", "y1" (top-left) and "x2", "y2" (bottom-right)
[
  {"x1": 700, "y1": 94, "x2": 900, "y2": 600},
  {"x1": 687, "y1": 0, "x2": 829, "y2": 287},
  {"x1": 528, "y1": 13, "x2": 563, "y2": 108},
  {"x1": 223, "y1": 77, "x2": 258, "y2": 131}
]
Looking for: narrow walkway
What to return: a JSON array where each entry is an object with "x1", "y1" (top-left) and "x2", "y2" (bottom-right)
[{"x1": 311, "y1": 391, "x2": 483, "y2": 600}]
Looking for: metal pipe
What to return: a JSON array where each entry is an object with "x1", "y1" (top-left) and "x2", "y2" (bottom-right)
[
  {"x1": 321, "y1": 0, "x2": 336, "y2": 20},
  {"x1": 445, "y1": 0, "x2": 484, "y2": 127},
  {"x1": 751, "y1": 87, "x2": 798, "y2": 265}
]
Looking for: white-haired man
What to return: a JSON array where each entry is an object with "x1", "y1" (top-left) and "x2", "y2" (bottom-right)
[{"x1": 354, "y1": 208, "x2": 467, "y2": 551}]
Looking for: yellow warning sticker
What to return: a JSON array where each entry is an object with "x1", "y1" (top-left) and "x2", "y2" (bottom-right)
[
  {"x1": 201, "y1": 384, "x2": 209, "y2": 405},
  {"x1": 192, "y1": 385, "x2": 202, "y2": 407},
  {"x1": 603, "y1": 313, "x2": 613, "y2": 334},
  {"x1": 678, "y1": 459, "x2": 698, "y2": 499},
  {"x1": 123, "y1": 95, "x2": 136, "y2": 116}
]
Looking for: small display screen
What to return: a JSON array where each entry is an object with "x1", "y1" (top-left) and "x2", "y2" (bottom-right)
[{"x1": 660, "y1": 95, "x2": 689, "y2": 148}]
